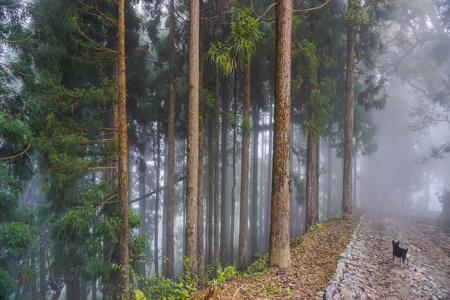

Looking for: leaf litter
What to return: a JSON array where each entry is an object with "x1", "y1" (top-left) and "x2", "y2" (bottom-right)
[{"x1": 190, "y1": 217, "x2": 359, "y2": 300}]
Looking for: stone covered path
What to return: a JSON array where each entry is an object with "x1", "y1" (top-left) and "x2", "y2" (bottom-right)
[{"x1": 319, "y1": 213, "x2": 450, "y2": 300}]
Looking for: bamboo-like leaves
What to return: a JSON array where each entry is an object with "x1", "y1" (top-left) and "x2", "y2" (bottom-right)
[{"x1": 206, "y1": 4, "x2": 262, "y2": 76}]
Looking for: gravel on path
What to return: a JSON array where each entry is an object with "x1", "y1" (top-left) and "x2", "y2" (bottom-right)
[{"x1": 318, "y1": 213, "x2": 450, "y2": 300}]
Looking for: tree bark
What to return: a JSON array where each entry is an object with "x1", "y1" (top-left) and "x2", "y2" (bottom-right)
[
  {"x1": 185, "y1": 0, "x2": 200, "y2": 276},
  {"x1": 117, "y1": 0, "x2": 129, "y2": 297},
  {"x1": 251, "y1": 102, "x2": 259, "y2": 255},
  {"x1": 197, "y1": 10, "x2": 205, "y2": 274},
  {"x1": 238, "y1": 56, "x2": 251, "y2": 270},
  {"x1": 316, "y1": 141, "x2": 320, "y2": 221},
  {"x1": 30, "y1": 249, "x2": 37, "y2": 297},
  {"x1": 327, "y1": 139, "x2": 333, "y2": 218},
  {"x1": 138, "y1": 154, "x2": 146, "y2": 281},
  {"x1": 220, "y1": 90, "x2": 229, "y2": 265},
  {"x1": 92, "y1": 280, "x2": 97, "y2": 300},
  {"x1": 207, "y1": 122, "x2": 214, "y2": 267},
  {"x1": 154, "y1": 124, "x2": 161, "y2": 277},
  {"x1": 343, "y1": 18, "x2": 356, "y2": 220},
  {"x1": 269, "y1": 0, "x2": 292, "y2": 269},
  {"x1": 213, "y1": 69, "x2": 220, "y2": 267},
  {"x1": 166, "y1": 0, "x2": 176, "y2": 280},
  {"x1": 265, "y1": 100, "x2": 273, "y2": 247},
  {"x1": 305, "y1": 118, "x2": 317, "y2": 229},
  {"x1": 230, "y1": 73, "x2": 238, "y2": 264}
]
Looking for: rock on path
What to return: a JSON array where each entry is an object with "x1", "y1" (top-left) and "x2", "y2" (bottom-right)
[{"x1": 318, "y1": 213, "x2": 450, "y2": 300}]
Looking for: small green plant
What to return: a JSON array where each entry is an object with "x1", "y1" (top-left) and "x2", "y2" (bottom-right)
[
  {"x1": 286, "y1": 286, "x2": 291, "y2": 295},
  {"x1": 139, "y1": 257, "x2": 197, "y2": 300},
  {"x1": 307, "y1": 222, "x2": 324, "y2": 233},
  {"x1": 207, "y1": 265, "x2": 235, "y2": 285},
  {"x1": 244, "y1": 254, "x2": 269, "y2": 276},
  {"x1": 290, "y1": 235, "x2": 302, "y2": 248},
  {"x1": 265, "y1": 282, "x2": 278, "y2": 293}
]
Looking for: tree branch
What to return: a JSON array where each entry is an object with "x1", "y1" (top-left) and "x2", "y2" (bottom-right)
[
  {"x1": 94, "y1": 194, "x2": 119, "y2": 210},
  {"x1": 129, "y1": 176, "x2": 185, "y2": 204},
  {"x1": 293, "y1": 0, "x2": 331, "y2": 13},
  {"x1": 0, "y1": 141, "x2": 32, "y2": 161}
]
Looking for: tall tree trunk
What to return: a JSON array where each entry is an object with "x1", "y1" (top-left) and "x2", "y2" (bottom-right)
[
  {"x1": 269, "y1": 0, "x2": 292, "y2": 269},
  {"x1": 316, "y1": 141, "x2": 320, "y2": 221},
  {"x1": 230, "y1": 73, "x2": 238, "y2": 264},
  {"x1": 162, "y1": 145, "x2": 167, "y2": 278},
  {"x1": 65, "y1": 258, "x2": 80, "y2": 300},
  {"x1": 182, "y1": 140, "x2": 186, "y2": 256},
  {"x1": 166, "y1": 0, "x2": 176, "y2": 278},
  {"x1": 30, "y1": 249, "x2": 37, "y2": 297},
  {"x1": 117, "y1": 0, "x2": 129, "y2": 297},
  {"x1": 197, "y1": 10, "x2": 205, "y2": 274},
  {"x1": 259, "y1": 125, "x2": 265, "y2": 241},
  {"x1": 81, "y1": 281, "x2": 88, "y2": 300},
  {"x1": 154, "y1": 124, "x2": 161, "y2": 277},
  {"x1": 238, "y1": 56, "x2": 251, "y2": 270},
  {"x1": 289, "y1": 123, "x2": 295, "y2": 237},
  {"x1": 220, "y1": 90, "x2": 229, "y2": 265},
  {"x1": 207, "y1": 121, "x2": 214, "y2": 267},
  {"x1": 265, "y1": 100, "x2": 273, "y2": 247},
  {"x1": 92, "y1": 280, "x2": 97, "y2": 300},
  {"x1": 138, "y1": 154, "x2": 147, "y2": 280},
  {"x1": 185, "y1": 0, "x2": 200, "y2": 276},
  {"x1": 213, "y1": 69, "x2": 220, "y2": 267},
  {"x1": 353, "y1": 153, "x2": 357, "y2": 209},
  {"x1": 251, "y1": 102, "x2": 259, "y2": 255},
  {"x1": 39, "y1": 233, "x2": 46, "y2": 300},
  {"x1": 305, "y1": 116, "x2": 317, "y2": 229},
  {"x1": 342, "y1": 10, "x2": 356, "y2": 220},
  {"x1": 327, "y1": 139, "x2": 333, "y2": 218}
]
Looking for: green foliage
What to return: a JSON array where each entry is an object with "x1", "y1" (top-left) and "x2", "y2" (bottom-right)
[
  {"x1": 290, "y1": 235, "x2": 302, "y2": 248},
  {"x1": 345, "y1": 0, "x2": 368, "y2": 31},
  {"x1": 206, "y1": 4, "x2": 262, "y2": 76},
  {"x1": 244, "y1": 253, "x2": 268, "y2": 276},
  {"x1": 307, "y1": 222, "x2": 324, "y2": 233},
  {"x1": 140, "y1": 259, "x2": 197, "y2": 300},
  {"x1": 229, "y1": 4, "x2": 262, "y2": 67},
  {"x1": 201, "y1": 88, "x2": 218, "y2": 118},
  {"x1": 207, "y1": 265, "x2": 235, "y2": 285},
  {"x1": 133, "y1": 289, "x2": 147, "y2": 300},
  {"x1": 205, "y1": 42, "x2": 236, "y2": 77},
  {"x1": 0, "y1": 221, "x2": 36, "y2": 256},
  {"x1": 0, "y1": 268, "x2": 15, "y2": 300},
  {"x1": 304, "y1": 78, "x2": 336, "y2": 141},
  {"x1": 292, "y1": 39, "x2": 319, "y2": 90},
  {"x1": 51, "y1": 204, "x2": 96, "y2": 240},
  {"x1": 223, "y1": 110, "x2": 239, "y2": 128},
  {"x1": 241, "y1": 116, "x2": 254, "y2": 138}
]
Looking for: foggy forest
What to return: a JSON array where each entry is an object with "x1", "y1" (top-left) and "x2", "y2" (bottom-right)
[{"x1": 1, "y1": 0, "x2": 449, "y2": 299}]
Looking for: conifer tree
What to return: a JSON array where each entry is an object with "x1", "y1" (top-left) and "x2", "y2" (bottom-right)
[
  {"x1": 185, "y1": 0, "x2": 200, "y2": 277},
  {"x1": 269, "y1": 0, "x2": 292, "y2": 269}
]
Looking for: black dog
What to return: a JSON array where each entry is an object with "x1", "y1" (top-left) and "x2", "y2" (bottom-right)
[{"x1": 392, "y1": 240, "x2": 409, "y2": 269}]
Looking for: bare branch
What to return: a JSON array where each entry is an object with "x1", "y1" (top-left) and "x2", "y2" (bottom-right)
[{"x1": 293, "y1": 0, "x2": 331, "y2": 13}]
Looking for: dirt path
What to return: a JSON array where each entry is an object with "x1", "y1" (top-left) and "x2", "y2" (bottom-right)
[{"x1": 320, "y1": 213, "x2": 450, "y2": 300}]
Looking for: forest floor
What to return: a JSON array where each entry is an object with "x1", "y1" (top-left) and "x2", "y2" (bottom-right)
[
  {"x1": 190, "y1": 212, "x2": 450, "y2": 300},
  {"x1": 191, "y1": 216, "x2": 359, "y2": 300}
]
